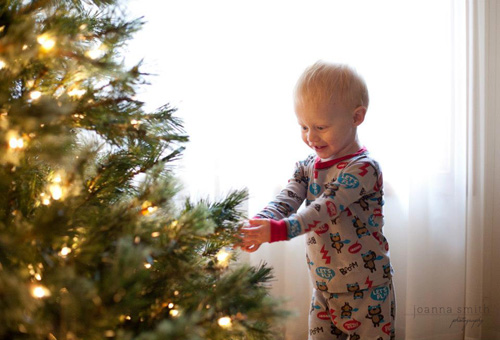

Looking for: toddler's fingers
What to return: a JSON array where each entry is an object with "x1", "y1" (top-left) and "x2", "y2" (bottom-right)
[
  {"x1": 244, "y1": 243, "x2": 261, "y2": 253},
  {"x1": 248, "y1": 219, "x2": 263, "y2": 226},
  {"x1": 240, "y1": 226, "x2": 261, "y2": 236}
]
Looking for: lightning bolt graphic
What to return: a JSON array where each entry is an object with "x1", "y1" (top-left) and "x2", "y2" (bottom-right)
[
  {"x1": 359, "y1": 163, "x2": 370, "y2": 177},
  {"x1": 320, "y1": 245, "x2": 331, "y2": 264},
  {"x1": 365, "y1": 276, "x2": 374, "y2": 288},
  {"x1": 330, "y1": 309, "x2": 337, "y2": 324},
  {"x1": 305, "y1": 220, "x2": 320, "y2": 232}
]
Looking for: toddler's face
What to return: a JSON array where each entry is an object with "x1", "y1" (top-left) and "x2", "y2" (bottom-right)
[{"x1": 295, "y1": 100, "x2": 359, "y2": 160}]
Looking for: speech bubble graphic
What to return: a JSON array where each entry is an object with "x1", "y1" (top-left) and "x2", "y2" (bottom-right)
[
  {"x1": 326, "y1": 201, "x2": 337, "y2": 217},
  {"x1": 382, "y1": 322, "x2": 392, "y2": 335},
  {"x1": 338, "y1": 173, "x2": 359, "y2": 189},
  {"x1": 317, "y1": 311, "x2": 330, "y2": 320},
  {"x1": 343, "y1": 318, "x2": 361, "y2": 331},
  {"x1": 315, "y1": 223, "x2": 329, "y2": 235},
  {"x1": 337, "y1": 162, "x2": 348, "y2": 169},
  {"x1": 309, "y1": 183, "x2": 321, "y2": 196},
  {"x1": 348, "y1": 240, "x2": 362, "y2": 254},
  {"x1": 371, "y1": 286, "x2": 389, "y2": 302},
  {"x1": 316, "y1": 267, "x2": 335, "y2": 281}
]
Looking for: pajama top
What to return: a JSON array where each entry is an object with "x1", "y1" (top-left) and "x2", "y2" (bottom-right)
[{"x1": 255, "y1": 147, "x2": 393, "y2": 293}]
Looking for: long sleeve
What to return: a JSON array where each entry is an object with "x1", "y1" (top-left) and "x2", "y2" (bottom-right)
[{"x1": 274, "y1": 157, "x2": 382, "y2": 241}]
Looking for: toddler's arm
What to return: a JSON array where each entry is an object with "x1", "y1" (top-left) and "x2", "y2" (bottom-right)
[{"x1": 265, "y1": 159, "x2": 383, "y2": 242}]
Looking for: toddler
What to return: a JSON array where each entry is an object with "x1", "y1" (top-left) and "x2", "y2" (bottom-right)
[{"x1": 239, "y1": 61, "x2": 395, "y2": 340}]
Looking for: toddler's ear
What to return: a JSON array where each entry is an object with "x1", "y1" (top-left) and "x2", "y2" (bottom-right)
[{"x1": 353, "y1": 106, "x2": 367, "y2": 126}]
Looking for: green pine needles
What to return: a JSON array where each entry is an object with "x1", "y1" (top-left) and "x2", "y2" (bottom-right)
[{"x1": 0, "y1": 1, "x2": 287, "y2": 339}]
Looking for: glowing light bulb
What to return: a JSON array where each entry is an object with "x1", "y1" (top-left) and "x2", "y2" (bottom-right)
[
  {"x1": 144, "y1": 263, "x2": 152, "y2": 269},
  {"x1": 0, "y1": 59, "x2": 5, "y2": 69},
  {"x1": 49, "y1": 184, "x2": 62, "y2": 200},
  {"x1": 216, "y1": 248, "x2": 231, "y2": 267},
  {"x1": 30, "y1": 91, "x2": 42, "y2": 100},
  {"x1": 60, "y1": 247, "x2": 71, "y2": 257},
  {"x1": 141, "y1": 201, "x2": 157, "y2": 216},
  {"x1": 9, "y1": 137, "x2": 24, "y2": 149},
  {"x1": 218, "y1": 316, "x2": 232, "y2": 328},
  {"x1": 37, "y1": 35, "x2": 55, "y2": 51},
  {"x1": 168, "y1": 302, "x2": 174, "y2": 309},
  {"x1": 169, "y1": 309, "x2": 180, "y2": 317},
  {"x1": 31, "y1": 285, "x2": 50, "y2": 298}
]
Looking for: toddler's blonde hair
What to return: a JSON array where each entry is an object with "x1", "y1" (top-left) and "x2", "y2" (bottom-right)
[{"x1": 294, "y1": 61, "x2": 369, "y2": 111}]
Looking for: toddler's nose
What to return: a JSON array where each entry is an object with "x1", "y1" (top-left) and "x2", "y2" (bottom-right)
[{"x1": 307, "y1": 131, "x2": 319, "y2": 143}]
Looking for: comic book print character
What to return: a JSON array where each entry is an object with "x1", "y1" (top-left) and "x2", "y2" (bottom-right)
[
  {"x1": 366, "y1": 304, "x2": 384, "y2": 327},
  {"x1": 383, "y1": 263, "x2": 392, "y2": 280},
  {"x1": 351, "y1": 333, "x2": 361, "y2": 340},
  {"x1": 316, "y1": 281, "x2": 328, "y2": 292},
  {"x1": 355, "y1": 196, "x2": 370, "y2": 211},
  {"x1": 330, "y1": 232, "x2": 351, "y2": 254},
  {"x1": 362, "y1": 250, "x2": 378, "y2": 273},
  {"x1": 323, "y1": 179, "x2": 340, "y2": 198},
  {"x1": 340, "y1": 302, "x2": 355, "y2": 319},
  {"x1": 293, "y1": 167, "x2": 309, "y2": 185},
  {"x1": 331, "y1": 324, "x2": 344, "y2": 338},
  {"x1": 347, "y1": 282, "x2": 364, "y2": 300},
  {"x1": 352, "y1": 216, "x2": 371, "y2": 238}
]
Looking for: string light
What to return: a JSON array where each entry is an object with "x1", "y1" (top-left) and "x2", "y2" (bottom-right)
[
  {"x1": 144, "y1": 263, "x2": 152, "y2": 269},
  {"x1": 0, "y1": 59, "x2": 5, "y2": 70},
  {"x1": 141, "y1": 201, "x2": 158, "y2": 215},
  {"x1": 30, "y1": 91, "x2": 42, "y2": 100},
  {"x1": 49, "y1": 183, "x2": 62, "y2": 200},
  {"x1": 31, "y1": 284, "x2": 50, "y2": 298},
  {"x1": 59, "y1": 246, "x2": 72, "y2": 257},
  {"x1": 217, "y1": 316, "x2": 232, "y2": 328},
  {"x1": 216, "y1": 248, "x2": 231, "y2": 267},
  {"x1": 47, "y1": 173, "x2": 65, "y2": 201},
  {"x1": 9, "y1": 137, "x2": 24, "y2": 150},
  {"x1": 37, "y1": 35, "x2": 55, "y2": 51},
  {"x1": 169, "y1": 309, "x2": 180, "y2": 317}
]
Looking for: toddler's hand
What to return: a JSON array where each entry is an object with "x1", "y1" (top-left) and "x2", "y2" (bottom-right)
[{"x1": 238, "y1": 219, "x2": 271, "y2": 253}]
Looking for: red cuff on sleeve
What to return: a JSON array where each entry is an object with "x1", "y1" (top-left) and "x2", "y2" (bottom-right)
[{"x1": 270, "y1": 219, "x2": 288, "y2": 243}]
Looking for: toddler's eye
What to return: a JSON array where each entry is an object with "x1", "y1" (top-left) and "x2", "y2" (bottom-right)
[
  {"x1": 317, "y1": 126, "x2": 325, "y2": 131},
  {"x1": 301, "y1": 126, "x2": 308, "y2": 131}
]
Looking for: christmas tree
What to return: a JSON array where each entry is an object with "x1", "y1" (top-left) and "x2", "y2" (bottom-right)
[{"x1": 0, "y1": 1, "x2": 286, "y2": 339}]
